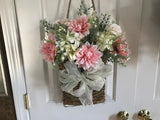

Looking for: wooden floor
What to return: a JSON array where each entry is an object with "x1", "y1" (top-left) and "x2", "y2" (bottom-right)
[{"x1": 0, "y1": 97, "x2": 17, "y2": 120}]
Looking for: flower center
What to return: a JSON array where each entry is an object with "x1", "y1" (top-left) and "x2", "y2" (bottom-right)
[{"x1": 86, "y1": 51, "x2": 93, "y2": 58}]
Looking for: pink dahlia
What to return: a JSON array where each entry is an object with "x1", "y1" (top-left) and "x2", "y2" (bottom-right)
[
  {"x1": 40, "y1": 33, "x2": 56, "y2": 63},
  {"x1": 68, "y1": 15, "x2": 90, "y2": 38},
  {"x1": 76, "y1": 42, "x2": 102, "y2": 70}
]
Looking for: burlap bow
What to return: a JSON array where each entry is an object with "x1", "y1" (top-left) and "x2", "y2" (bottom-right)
[{"x1": 59, "y1": 61, "x2": 112, "y2": 105}]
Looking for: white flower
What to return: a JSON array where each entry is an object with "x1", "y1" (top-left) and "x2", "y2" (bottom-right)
[
  {"x1": 71, "y1": 41, "x2": 80, "y2": 51},
  {"x1": 63, "y1": 52, "x2": 67, "y2": 56},
  {"x1": 97, "y1": 32, "x2": 100, "y2": 36},
  {"x1": 61, "y1": 56, "x2": 65, "y2": 61},
  {"x1": 110, "y1": 24, "x2": 122, "y2": 36},
  {"x1": 74, "y1": 33, "x2": 80, "y2": 38},
  {"x1": 69, "y1": 53, "x2": 76, "y2": 61},
  {"x1": 100, "y1": 34, "x2": 104, "y2": 38},
  {"x1": 66, "y1": 32, "x2": 81, "y2": 51},
  {"x1": 97, "y1": 33, "x2": 113, "y2": 51},
  {"x1": 60, "y1": 41, "x2": 65, "y2": 46},
  {"x1": 60, "y1": 47, "x2": 64, "y2": 51},
  {"x1": 44, "y1": 32, "x2": 48, "y2": 40},
  {"x1": 68, "y1": 37, "x2": 75, "y2": 43},
  {"x1": 67, "y1": 32, "x2": 81, "y2": 43}
]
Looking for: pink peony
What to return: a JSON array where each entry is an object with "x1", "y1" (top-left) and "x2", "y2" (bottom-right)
[
  {"x1": 40, "y1": 33, "x2": 56, "y2": 63},
  {"x1": 76, "y1": 42, "x2": 102, "y2": 70},
  {"x1": 68, "y1": 15, "x2": 90, "y2": 38}
]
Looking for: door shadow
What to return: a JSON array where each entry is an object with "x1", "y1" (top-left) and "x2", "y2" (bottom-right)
[
  {"x1": 132, "y1": 113, "x2": 138, "y2": 120},
  {"x1": 109, "y1": 114, "x2": 117, "y2": 120},
  {"x1": 109, "y1": 113, "x2": 139, "y2": 120}
]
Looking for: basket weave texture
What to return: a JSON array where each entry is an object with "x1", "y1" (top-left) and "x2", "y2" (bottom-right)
[
  {"x1": 59, "y1": 64, "x2": 105, "y2": 106},
  {"x1": 63, "y1": 86, "x2": 105, "y2": 106}
]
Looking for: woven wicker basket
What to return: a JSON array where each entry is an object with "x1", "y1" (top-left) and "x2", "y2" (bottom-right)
[
  {"x1": 59, "y1": 64, "x2": 105, "y2": 106},
  {"x1": 63, "y1": 86, "x2": 105, "y2": 106}
]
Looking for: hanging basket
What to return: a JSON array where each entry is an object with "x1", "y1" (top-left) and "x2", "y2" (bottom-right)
[
  {"x1": 59, "y1": 64, "x2": 105, "y2": 106},
  {"x1": 40, "y1": 0, "x2": 130, "y2": 106}
]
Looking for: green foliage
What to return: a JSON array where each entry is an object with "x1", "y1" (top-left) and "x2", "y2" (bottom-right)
[
  {"x1": 77, "y1": 0, "x2": 92, "y2": 15},
  {"x1": 40, "y1": 1, "x2": 130, "y2": 68},
  {"x1": 81, "y1": 12, "x2": 114, "y2": 45},
  {"x1": 41, "y1": 20, "x2": 68, "y2": 41},
  {"x1": 97, "y1": 14, "x2": 114, "y2": 32}
]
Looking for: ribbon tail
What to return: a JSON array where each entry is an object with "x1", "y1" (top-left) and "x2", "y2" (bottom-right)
[{"x1": 79, "y1": 86, "x2": 93, "y2": 105}]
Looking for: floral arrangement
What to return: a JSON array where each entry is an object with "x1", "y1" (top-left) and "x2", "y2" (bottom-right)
[{"x1": 40, "y1": 1, "x2": 130, "y2": 105}]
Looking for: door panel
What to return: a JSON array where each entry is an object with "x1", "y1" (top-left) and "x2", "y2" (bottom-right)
[
  {"x1": 135, "y1": 0, "x2": 160, "y2": 119},
  {"x1": 14, "y1": 0, "x2": 160, "y2": 120}
]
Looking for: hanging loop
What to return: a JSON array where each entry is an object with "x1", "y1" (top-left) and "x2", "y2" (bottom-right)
[
  {"x1": 66, "y1": 0, "x2": 72, "y2": 18},
  {"x1": 91, "y1": 0, "x2": 96, "y2": 10}
]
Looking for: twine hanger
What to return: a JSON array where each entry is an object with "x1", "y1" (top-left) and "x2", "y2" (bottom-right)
[{"x1": 66, "y1": 0, "x2": 96, "y2": 18}]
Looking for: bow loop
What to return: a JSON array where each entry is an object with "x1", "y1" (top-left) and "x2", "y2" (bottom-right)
[{"x1": 59, "y1": 61, "x2": 112, "y2": 105}]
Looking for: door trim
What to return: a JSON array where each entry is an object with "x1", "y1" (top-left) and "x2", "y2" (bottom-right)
[{"x1": 0, "y1": 0, "x2": 30, "y2": 120}]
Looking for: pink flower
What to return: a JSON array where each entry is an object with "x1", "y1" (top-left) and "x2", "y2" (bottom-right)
[
  {"x1": 40, "y1": 33, "x2": 56, "y2": 63},
  {"x1": 68, "y1": 15, "x2": 90, "y2": 38},
  {"x1": 76, "y1": 42, "x2": 102, "y2": 70},
  {"x1": 110, "y1": 24, "x2": 122, "y2": 36},
  {"x1": 112, "y1": 37, "x2": 130, "y2": 63},
  {"x1": 47, "y1": 33, "x2": 56, "y2": 42},
  {"x1": 117, "y1": 44, "x2": 130, "y2": 57}
]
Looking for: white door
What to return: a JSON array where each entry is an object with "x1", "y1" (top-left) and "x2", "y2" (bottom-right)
[{"x1": 13, "y1": 0, "x2": 160, "y2": 120}]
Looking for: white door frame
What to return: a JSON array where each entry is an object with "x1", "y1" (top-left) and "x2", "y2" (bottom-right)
[{"x1": 0, "y1": 0, "x2": 30, "y2": 120}]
